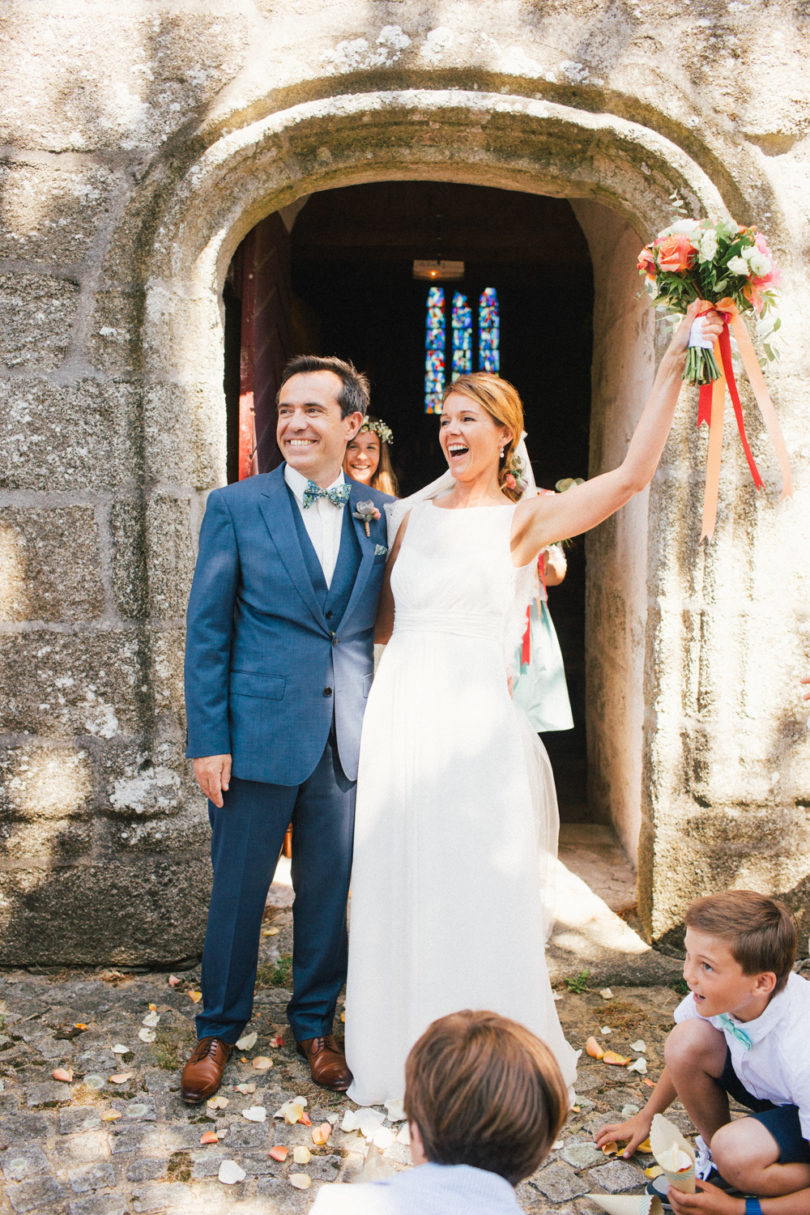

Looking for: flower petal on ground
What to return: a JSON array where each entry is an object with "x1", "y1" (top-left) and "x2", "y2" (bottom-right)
[
  {"x1": 236, "y1": 1031, "x2": 257, "y2": 1051},
  {"x1": 251, "y1": 1056, "x2": 273, "y2": 1071},
  {"x1": 289, "y1": 1173, "x2": 311, "y2": 1190},
  {"x1": 109, "y1": 1073, "x2": 134, "y2": 1084},
  {"x1": 218, "y1": 1160, "x2": 246, "y2": 1185},
  {"x1": 293, "y1": 1145, "x2": 311, "y2": 1164},
  {"x1": 242, "y1": 1105, "x2": 266, "y2": 1123},
  {"x1": 627, "y1": 1057, "x2": 648, "y2": 1074},
  {"x1": 603, "y1": 1050, "x2": 631, "y2": 1066},
  {"x1": 312, "y1": 1122, "x2": 332, "y2": 1145},
  {"x1": 600, "y1": 988, "x2": 614, "y2": 1000},
  {"x1": 200, "y1": 1131, "x2": 219, "y2": 1145},
  {"x1": 585, "y1": 1037, "x2": 604, "y2": 1059},
  {"x1": 138, "y1": 1028, "x2": 156, "y2": 1043},
  {"x1": 188, "y1": 990, "x2": 202, "y2": 1004},
  {"x1": 630, "y1": 1040, "x2": 646, "y2": 1053},
  {"x1": 207, "y1": 1095, "x2": 229, "y2": 1109},
  {"x1": 142, "y1": 1011, "x2": 160, "y2": 1028},
  {"x1": 269, "y1": 1145, "x2": 288, "y2": 1162},
  {"x1": 384, "y1": 1098, "x2": 406, "y2": 1122}
]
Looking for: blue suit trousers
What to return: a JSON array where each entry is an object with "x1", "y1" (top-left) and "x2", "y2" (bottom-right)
[{"x1": 196, "y1": 734, "x2": 356, "y2": 1044}]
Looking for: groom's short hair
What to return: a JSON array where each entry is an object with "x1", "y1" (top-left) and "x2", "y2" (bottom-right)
[
  {"x1": 404, "y1": 1009, "x2": 569, "y2": 1186},
  {"x1": 278, "y1": 355, "x2": 370, "y2": 419}
]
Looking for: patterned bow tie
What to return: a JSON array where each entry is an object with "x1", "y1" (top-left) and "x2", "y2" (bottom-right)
[
  {"x1": 716, "y1": 1014, "x2": 753, "y2": 1050},
  {"x1": 302, "y1": 481, "x2": 351, "y2": 509}
]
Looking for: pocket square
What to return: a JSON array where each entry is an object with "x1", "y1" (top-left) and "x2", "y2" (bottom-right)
[{"x1": 374, "y1": 544, "x2": 388, "y2": 558}]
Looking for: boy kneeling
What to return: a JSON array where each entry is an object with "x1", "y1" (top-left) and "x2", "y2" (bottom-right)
[
  {"x1": 597, "y1": 890, "x2": 810, "y2": 1214},
  {"x1": 312, "y1": 1009, "x2": 569, "y2": 1212}
]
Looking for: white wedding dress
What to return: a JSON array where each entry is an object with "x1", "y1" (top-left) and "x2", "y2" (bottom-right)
[{"x1": 345, "y1": 500, "x2": 578, "y2": 1105}]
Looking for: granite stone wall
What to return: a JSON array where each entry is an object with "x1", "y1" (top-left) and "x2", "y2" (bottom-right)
[{"x1": 0, "y1": 0, "x2": 808, "y2": 961}]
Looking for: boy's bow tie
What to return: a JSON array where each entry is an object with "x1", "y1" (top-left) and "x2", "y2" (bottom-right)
[{"x1": 303, "y1": 481, "x2": 351, "y2": 508}]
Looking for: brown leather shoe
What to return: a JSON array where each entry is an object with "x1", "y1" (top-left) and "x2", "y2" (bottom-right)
[
  {"x1": 181, "y1": 1036, "x2": 233, "y2": 1104},
  {"x1": 296, "y1": 1034, "x2": 353, "y2": 1091}
]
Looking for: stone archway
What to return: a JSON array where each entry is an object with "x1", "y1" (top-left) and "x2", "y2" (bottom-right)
[{"x1": 117, "y1": 88, "x2": 740, "y2": 954}]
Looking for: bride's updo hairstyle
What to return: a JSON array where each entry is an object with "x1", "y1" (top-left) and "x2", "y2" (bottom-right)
[{"x1": 443, "y1": 372, "x2": 525, "y2": 503}]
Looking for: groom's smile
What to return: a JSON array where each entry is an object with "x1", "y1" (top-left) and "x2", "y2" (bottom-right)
[{"x1": 277, "y1": 370, "x2": 362, "y2": 486}]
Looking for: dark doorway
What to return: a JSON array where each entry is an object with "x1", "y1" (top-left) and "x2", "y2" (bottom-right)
[{"x1": 224, "y1": 180, "x2": 594, "y2": 819}]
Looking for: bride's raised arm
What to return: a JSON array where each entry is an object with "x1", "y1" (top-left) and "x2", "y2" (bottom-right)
[{"x1": 511, "y1": 302, "x2": 723, "y2": 565}]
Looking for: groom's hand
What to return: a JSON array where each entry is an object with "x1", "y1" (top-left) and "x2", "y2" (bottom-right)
[{"x1": 193, "y1": 755, "x2": 232, "y2": 808}]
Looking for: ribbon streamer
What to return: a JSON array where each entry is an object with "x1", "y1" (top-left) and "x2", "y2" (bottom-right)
[{"x1": 696, "y1": 300, "x2": 792, "y2": 540}]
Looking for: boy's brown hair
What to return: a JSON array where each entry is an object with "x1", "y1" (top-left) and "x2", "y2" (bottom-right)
[
  {"x1": 685, "y1": 890, "x2": 797, "y2": 992},
  {"x1": 403, "y1": 1009, "x2": 569, "y2": 1186}
]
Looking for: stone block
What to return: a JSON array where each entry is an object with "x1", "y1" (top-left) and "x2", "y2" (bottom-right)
[
  {"x1": 0, "y1": 274, "x2": 78, "y2": 371},
  {"x1": 532, "y1": 1161, "x2": 591, "y2": 1201},
  {"x1": 0, "y1": 855, "x2": 209, "y2": 966},
  {"x1": 69, "y1": 1198, "x2": 128, "y2": 1215},
  {"x1": 0, "y1": 506, "x2": 106, "y2": 623},
  {"x1": 58, "y1": 1107, "x2": 102, "y2": 1135},
  {"x1": 145, "y1": 494, "x2": 196, "y2": 619},
  {"x1": 131, "y1": 1182, "x2": 193, "y2": 1213},
  {"x1": 0, "y1": 631, "x2": 143, "y2": 738},
  {"x1": 109, "y1": 498, "x2": 148, "y2": 620},
  {"x1": 68, "y1": 1161, "x2": 116, "y2": 1194},
  {"x1": 0, "y1": 1145, "x2": 50, "y2": 1181},
  {"x1": 0, "y1": 743, "x2": 94, "y2": 822},
  {"x1": 0, "y1": 380, "x2": 139, "y2": 493},
  {"x1": 5, "y1": 1176, "x2": 66, "y2": 1213},
  {"x1": 142, "y1": 383, "x2": 227, "y2": 491},
  {"x1": 87, "y1": 288, "x2": 142, "y2": 377},
  {"x1": 0, "y1": 160, "x2": 121, "y2": 265},
  {"x1": 0, "y1": 817, "x2": 93, "y2": 862},
  {"x1": 586, "y1": 1159, "x2": 647, "y2": 1192}
]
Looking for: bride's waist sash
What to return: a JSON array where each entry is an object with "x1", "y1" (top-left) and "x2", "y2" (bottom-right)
[{"x1": 393, "y1": 609, "x2": 502, "y2": 642}]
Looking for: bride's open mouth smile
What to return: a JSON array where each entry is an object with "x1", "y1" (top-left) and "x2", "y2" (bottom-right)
[{"x1": 446, "y1": 443, "x2": 469, "y2": 462}]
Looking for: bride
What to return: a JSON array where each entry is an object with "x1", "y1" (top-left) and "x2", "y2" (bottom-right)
[{"x1": 344, "y1": 303, "x2": 722, "y2": 1106}]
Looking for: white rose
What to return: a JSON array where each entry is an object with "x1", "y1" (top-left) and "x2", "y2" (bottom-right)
[
  {"x1": 698, "y1": 230, "x2": 718, "y2": 262},
  {"x1": 747, "y1": 251, "x2": 771, "y2": 277},
  {"x1": 727, "y1": 256, "x2": 749, "y2": 276},
  {"x1": 716, "y1": 218, "x2": 740, "y2": 240}
]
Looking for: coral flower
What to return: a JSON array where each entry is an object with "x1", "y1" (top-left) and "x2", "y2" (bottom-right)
[
  {"x1": 655, "y1": 233, "x2": 697, "y2": 273},
  {"x1": 637, "y1": 246, "x2": 657, "y2": 279}
]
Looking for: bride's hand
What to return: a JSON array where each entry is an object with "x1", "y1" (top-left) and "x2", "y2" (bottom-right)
[{"x1": 669, "y1": 301, "x2": 723, "y2": 354}]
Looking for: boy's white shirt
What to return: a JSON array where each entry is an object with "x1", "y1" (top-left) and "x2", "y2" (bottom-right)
[
  {"x1": 309, "y1": 1162, "x2": 522, "y2": 1214},
  {"x1": 674, "y1": 971, "x2": 810, "y2": 1137}
]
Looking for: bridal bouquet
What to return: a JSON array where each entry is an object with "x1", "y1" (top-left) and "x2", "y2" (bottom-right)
[{"x1": 637, "y1": 214, "x2": 791, "y2": 540}]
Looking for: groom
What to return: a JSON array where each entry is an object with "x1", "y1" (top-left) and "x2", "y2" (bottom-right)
[{"x1": 181, "y1": 355, "x2": 391, "y2": 1102}]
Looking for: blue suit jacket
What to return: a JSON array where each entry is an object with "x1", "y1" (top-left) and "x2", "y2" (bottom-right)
[{"x1": 184, "y1": 466, "x2": 391, "y2": 785}]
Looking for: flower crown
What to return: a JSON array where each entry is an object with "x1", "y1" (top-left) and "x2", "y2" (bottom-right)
[{"x1": 360, "y1": 417, "x2": 393, "y2": 445}]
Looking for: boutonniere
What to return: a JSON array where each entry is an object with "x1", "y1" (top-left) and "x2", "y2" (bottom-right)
[{"x1": 353, "y1": 499, "x2": 381, "y2": 537}]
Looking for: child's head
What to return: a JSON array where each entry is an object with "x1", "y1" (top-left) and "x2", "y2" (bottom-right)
[
  {"x1": 685, "y1": 890, "x2": 797, "y2": 994},
  {"x1": 403, "y1": 1009, "x2": 569, "y2": 1186}
]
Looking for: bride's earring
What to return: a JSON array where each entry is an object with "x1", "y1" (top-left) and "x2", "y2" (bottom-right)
[{"x1": 499, "y1": 446, "x2": 506, "y2": 459}]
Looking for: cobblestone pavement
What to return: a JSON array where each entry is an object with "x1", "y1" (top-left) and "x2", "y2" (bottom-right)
[{"x1": 0, "y1": 880, "x2": 707, "y2": 1215}]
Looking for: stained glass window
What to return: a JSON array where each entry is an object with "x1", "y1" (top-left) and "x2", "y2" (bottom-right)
[
  {"x1": 424, "y1": 285, "x2": 445, "y2": 414},
  {"x1": 423, "y1": 284, "x2": 500, "y2": 411},
  {"x1": 451, "y1": 292, "x2": 473, "y2": 380},
  {"x1": 478, "y1": 287, "x2": 500, "y2": 374}
]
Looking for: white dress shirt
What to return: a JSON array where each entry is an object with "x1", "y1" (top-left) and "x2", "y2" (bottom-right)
[
  {"x1": 674, "y1": 971, "x2": 810, "y2": 1136},
  {"x1": 310, "y1": 1162, "x2": 524, "y2": 1215},
  {"x1": 284, "y1": 464, "x2": 347, "y2": 589}
]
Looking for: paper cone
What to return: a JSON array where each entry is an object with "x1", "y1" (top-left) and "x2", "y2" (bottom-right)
[
  {"x1": 649, "y1": 1114, "x2": 696, "y2": 1194},
  {"x1": 586, "y1": 1193, "x2": 663, "y2": 1215}
]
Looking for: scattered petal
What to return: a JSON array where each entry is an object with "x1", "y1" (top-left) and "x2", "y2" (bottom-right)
[
  {"x1": 552, "y1": 991, "x2": 562, "y2": 1001},
  {"x1": 384, "y1": 1098, "x2": 406, "y2": 1122},
  {"x1": 74, "y1": 1022, "x2": 88, "y2": 1031},
  {"x1": 342, "y1": 1107, "x2": 386, "y2": 1138},
  {"x1": 148, "y1": 1003, "x2": 157, "y2": 1011},
  {"x1": 293, "y1": 1145, "x2": 311, "y2": 1165},
  {"x1": 262, "y1": 927, "x2": 280, "y2": 937},
  {"x1": 552, "y1": 1140, "x2": 564, "y2": 1151},
  {"x1": 601, "y1": 1141, "x2": 620, "y2": 1157},
  {"x1": 289, "y1": 1173, "x2": 311, "y2": 1190},
  {"x1": 53, "y1": 1067, "x2": 73, "y2": 1083},
  {"x1": 236, "y1": 1031, "x2": 257, "y2": 1051},
  {"x1": 242, "y1": 1105, "x2": 267, "y2": 1123},
  {"x1": 600, "y1": 1026, "x2": 612, "y2": 1035},
  {"x1": 340, "y1": 1011, "x2": 345, "y2": 1022},
  {"x1": 112, "y1": 1044, "x2": 130, "y2": 1055},
  {"x1": 644, "y1": 1078, "x2": 656, "y2": 1088},
  {"x1": 628, "y1": 1057, "x2": 648, "y2": 1074},
  {"x1": 188, "y1": 990, "x2": 202, "y2": 1004},
  {"x1": 275, "y1": 1096, "x2": 308, "y2": 1124},
  {"x1": 270, "y1": 1034, "x2": 284, "y2": 1049},
  {"x1": 372, "y1": 1127, "x2": 394, "y2": 1149},
  {"x1": 646, "y1": 1165, "x2": 665, "y2": 1179},
  {"x1": 138, "y1": 1028, "x2": 156, "y2": 1044},
  {"x1": 200, "y1": 1131, "x2": 219, "y2": 1145},
  {"x1": 603, "y1": 1050, "x2": 631, "y2": 1066},
  {"x1": 630, "y1": 1039, "x2": 646, "y2": 1053},
  {"x1": 234, "y1": 1082, "x2": 256, "y2": 1095},
  {"x1": 252, "y1": 1056, "x2": 273, "y2": 1071},
  {"x1": 218, "y1": 1160, "x2": 246, "y2": 1185},
  {"x1": 168, "y1": 975, "x2": 180, "y2": 987},
  {"x1": 600, "y1": 988, "x2": 614, "y2": 1000},
  {"x1": 269, "y1": 1145, "x2": 288, "y2": 1162},
  {"x1": 207, "y1": 1095, "x2": 229, "y2": 1109},
  {"x1": 142, "y1": 1012, "x2": 160, "y2": 1028},
  {"x1": 396, "y1": 1123, "x2": 411, "y2": 1145},
  {"x1": 109, "y1": 1073, "x2": 134, "y2": 1085},
  {"x1": 300, "y1": 1112, "x2": 312, "y2": 1126},
  {"x1": 312, "y1": 1122, "x2": 332, "y2": 1145},
  {"x1": 585, "y1": 1036, "x2": 604, "y2": 1060},
  {"x1": 101, "y1": 1110, "x2": 122, "y2": 1122},
  {"x1": 637, "y1": 1138, "x2": 653, "y2": 1154}
]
